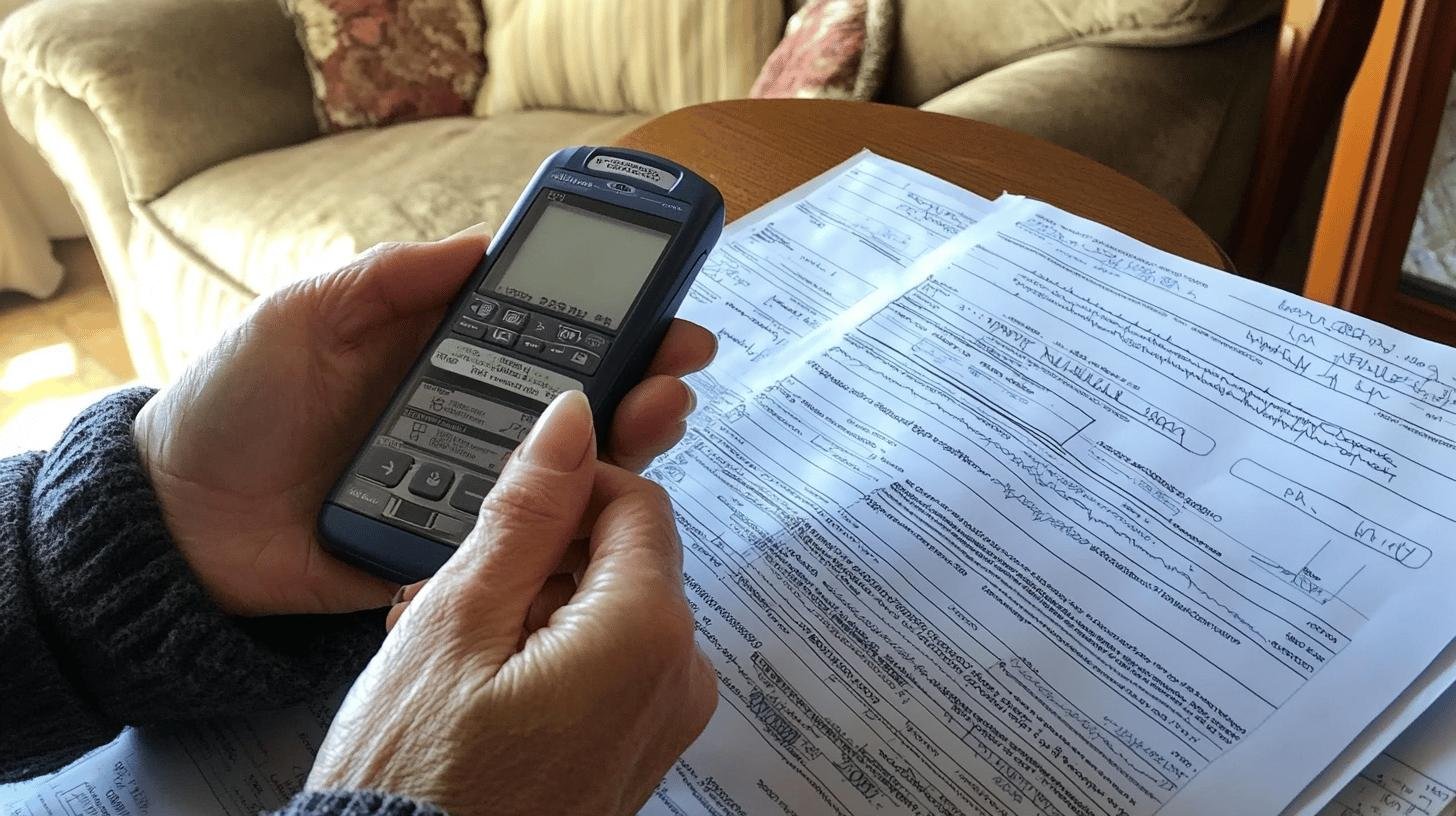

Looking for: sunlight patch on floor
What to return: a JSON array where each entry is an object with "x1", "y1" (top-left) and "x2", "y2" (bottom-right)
[
  {"x1": 0, "y1": 342, "x2": 78, "y2": 393},
  {"x1": 0, "y1": 239, "x2": 139, "y2": 457},
  {"x1": 0, "y1": 383, "x2": 136, "y2": 457}
]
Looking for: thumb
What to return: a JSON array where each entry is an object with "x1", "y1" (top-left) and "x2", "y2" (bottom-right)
[
  {"x1": 429, "y1": 390, "x2": 596, "y2": 656},
  {"x1": 274, "y1": 227, "x2": 490, "y2": 348}
]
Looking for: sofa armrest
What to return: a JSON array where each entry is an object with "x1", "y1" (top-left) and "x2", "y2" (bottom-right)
[
  {"x1": 0, "y1": 0, "x2": 318, "y2": 203},
  {"x1": 919, "y1": 21, "x2": 1276, "y2": 244}
]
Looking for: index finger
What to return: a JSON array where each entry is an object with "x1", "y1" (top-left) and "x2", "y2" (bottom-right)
[
  {"x1": 646, "y1": 320, "x2": 717, "y2": 378},
  {"x1": 535, "y1": 464, "x2": 702, "y2": 694},
  {"x1": 581, "y1": 462, "x2": 685, "y2": 583}
]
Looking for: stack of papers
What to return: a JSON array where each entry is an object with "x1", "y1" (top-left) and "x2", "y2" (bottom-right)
[{"x1": 8, "y1": 152, "x2": 1456, "y2": 816}]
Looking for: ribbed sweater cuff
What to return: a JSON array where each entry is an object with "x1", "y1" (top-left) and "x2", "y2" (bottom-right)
[
  {"x1": 23, "y1": 387, "x2": 383, "y2": 726},
  {"x1": 272, "y1": 790, "x2": 448, "y2": 816}
]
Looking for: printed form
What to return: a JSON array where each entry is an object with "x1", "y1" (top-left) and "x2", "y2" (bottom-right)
[
  {"x1": 0, "y1": 695, "x2": 338, "y2": 815},
  {"x1": 8, "y1": 153, "x2": 1456, "y2": 816},
  {"x1": 1317, "y1": 679, "x2": 1456, "y2": 816},
  {"x1": 648, "y1": 154, "x2": 1456, "y2": 815}
]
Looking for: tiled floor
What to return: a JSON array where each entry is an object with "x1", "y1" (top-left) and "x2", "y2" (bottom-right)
[{"x1": 0, "y1": 240, "x2": 137, "y2": 456}]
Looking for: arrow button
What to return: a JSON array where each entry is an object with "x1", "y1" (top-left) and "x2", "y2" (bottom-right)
[{"x1": 357, "y1": 446, "x2": 413, "y2": 487}]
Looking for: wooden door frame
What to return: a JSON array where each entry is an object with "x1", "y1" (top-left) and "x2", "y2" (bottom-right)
[{"x1": 1303, "y1": 0, "x2": 1456, "y2": 343}]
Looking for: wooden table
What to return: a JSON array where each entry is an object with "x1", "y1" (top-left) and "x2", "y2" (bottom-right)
[{"x1": 616, "y1": 99, "x2": 1229, "y2": 271}]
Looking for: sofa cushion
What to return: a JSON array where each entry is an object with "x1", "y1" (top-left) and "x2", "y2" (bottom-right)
[
  {"x1": 751, "y1": 0, "x2": 896, "y2": 101},
  {"x1": 134, "y1": 110, "x2": 645, "y2": 300},
  {"x1": 885, "y1": 0, "x2": 1280, "y2": 106},
  {"x1": 919, "y1": 21, "x2": 1275, "y2": 244},
  {"x1": 475, "y1": 0, "x2": 785, "y2": 116},
  {"x1": 281, "y1": 0, "x2": 487, "y2": 132}
]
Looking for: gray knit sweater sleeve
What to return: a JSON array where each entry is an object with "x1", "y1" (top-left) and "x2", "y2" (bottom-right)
[
  {"x1": 0, "y1": 388, "x2": 441, "y2": 815},
  {"x1": 272, "y1": 791, "x2": 447, "y2": 816}
]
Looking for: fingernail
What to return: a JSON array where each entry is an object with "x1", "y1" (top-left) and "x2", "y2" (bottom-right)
[
  {"x1": 682, "y1": 382, "x2": 698, "y2": 417},
  {"x1": 443, "y1": 222, "x2": 490, "y2": 241},
  {"x1": 517, "y1": 390, "x2": 594, "y2": 472},
  {"x1": 390, "y1": 580, "x2": 425, "y2": 605}
]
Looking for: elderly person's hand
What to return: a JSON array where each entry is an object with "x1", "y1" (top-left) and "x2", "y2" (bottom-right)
[
  {"x1": 133, "y1": 228, "x2": 715, "y2": 616},
  {"x1": 306, "y1": 390, "x2": 716, "y2": 815}
]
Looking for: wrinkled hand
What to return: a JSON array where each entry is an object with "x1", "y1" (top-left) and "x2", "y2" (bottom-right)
[
  {"x1": 134, "y1": 229, "x2": 715, "y2": 616},
  {"x1": 307, "y1": 391, "x2": 717, "y2": 815}
]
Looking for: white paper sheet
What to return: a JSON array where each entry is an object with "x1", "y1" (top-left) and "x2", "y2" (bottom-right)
[
  {"x1": 1315, "y1": 667, "x2": 1456, "y2": 816},
  {"x1": 0, "y1": 695, "x2": 339, "y2": 815},
  {"x1": 646, "y1": 188, "x2": 1456, "y2": 815},
  {"x1": 0, "y1": 151, "x2": 999, "y2": 816},
  {"x1": 678, "y1": 149, "x2": 996, "y2": 402},
  {"x1": 9, "y1": 154, "x2": 1456, "y2": 816},
  {"x1": 1285, "y1": 638, "x2": 1456, "y2": 816}
]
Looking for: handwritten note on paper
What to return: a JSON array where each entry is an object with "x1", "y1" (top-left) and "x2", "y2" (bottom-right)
[
  {"x1": 647, "y1": 184, "x2": 1456, "y2": 815},
  {"x1": 1322, "y1": 754, "x2": 1456, "y2": 816},
  {"x1": 1319, "y1": 681, "x2": 1456, "y2": 816}
]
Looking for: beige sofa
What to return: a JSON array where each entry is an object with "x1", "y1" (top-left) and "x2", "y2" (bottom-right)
[
  {"x1": 0, "y1": 0, "x2": 1278, "y2": 382},
  {"x1": 0, "y1": 0, "x2": 83, "y2": 297}
]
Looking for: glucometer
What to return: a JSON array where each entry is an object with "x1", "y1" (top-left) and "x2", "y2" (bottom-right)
[{"x1": 319, "y1": 146, "x2": 724, "y2": 582}]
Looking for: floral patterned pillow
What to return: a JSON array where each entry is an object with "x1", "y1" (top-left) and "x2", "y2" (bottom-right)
[
  {"x1": 750, "y1": 0, "x2": 896, "y2": 101},
  {"x1": 282, "y1": 0, "x2": 486, "y2": 132}
]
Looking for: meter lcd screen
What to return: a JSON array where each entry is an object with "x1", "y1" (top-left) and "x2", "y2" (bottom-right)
[{"x1": 490, "y1": 198, "x2": 672, "y2": 330}]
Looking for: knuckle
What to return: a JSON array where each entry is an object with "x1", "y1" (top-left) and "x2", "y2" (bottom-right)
[
  {"x1": 664, "y1": 608, "x2": 697, "y2": 650},
  {"x1": 613, "y1": 596, "x2": 694, "y2": 671},
  {"x1": 397, "y1": 581, "x2": 459, "y2": 631},
  {"x1": 651, "y1": 599, "x2": 700, "y2": 661},
  {"x1": 614, "y1": 453, "x2": 653, "y2": 475},
  {"x1": 477, "y1": 475, "x2": 569, "y2": 530},
  {"x1": 689, "y1": 653, "x2": 720, "y2": 729},
  {"x1": 359, "y1": 240, "x2": 407, "y2": 261},
  {"x1": 621, "y1": 479, "x2": 674, "y2": 525},
  {"x1": 640, "y1": 480, "x2": 673, "y2": 513},
  {"x1": 408, "y1": 586, "x2": 496, "y2": 659},
  {"x1": 597, "y1": 477, "x2": 676, "y2": 539}
]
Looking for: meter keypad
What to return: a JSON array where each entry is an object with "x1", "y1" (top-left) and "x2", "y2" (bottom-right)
[
  {"x1": 577, "y1": 329, "x2": 609, "y2": 352},
  {"x1": 541, "y1": 343, "x2": 602, "y2": 375},
  {"x1": 432, "y1": 514, "x2": 471, "y2": 538},
  {"x1": 474, "y1": 304, "x2": 608, "y2": 375},
  {"x1": 466, "y1": 297, "x2": 501, "y2": 322},
  {"x1": 523, "y1": 313, "x2": 560, "y2": 342},
  {"x1": 450, "y1": 474, "x2": 494, "y2": 515},
  {"x1": 389, "y1": 499, "x2": 434, "y2": 529},
  {"x1": 485, "y1": 326, "x2": 519, "y2": 348},
  {"x1": 358, "y1": 447, "x2": 412, "y2": 488},
  {"x1": 409, "y1": 463, "x2": 455, "y2": 501},
  {"x1": 452, "y1": 316, "x2": 487, "y2": 339}
]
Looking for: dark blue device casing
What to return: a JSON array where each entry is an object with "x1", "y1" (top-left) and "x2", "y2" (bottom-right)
[{"x1": 318, "y1": 146, "x2": 724, "y2": 583}]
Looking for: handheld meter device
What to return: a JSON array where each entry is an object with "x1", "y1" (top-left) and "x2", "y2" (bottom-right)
[{"x1": 319, "y1": 147, "x2": 723, "y2": 582}]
